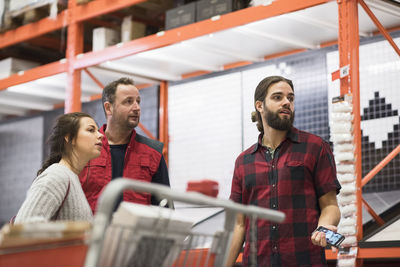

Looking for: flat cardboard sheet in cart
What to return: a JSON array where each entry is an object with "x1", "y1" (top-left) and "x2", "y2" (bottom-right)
[{"x1": 99, "y1": 201, "x2": 194, "y2": 267}]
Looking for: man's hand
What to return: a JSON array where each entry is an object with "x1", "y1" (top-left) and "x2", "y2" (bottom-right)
[{"x1": 311, "y1": 225, "x2": 338, "y2": 252}]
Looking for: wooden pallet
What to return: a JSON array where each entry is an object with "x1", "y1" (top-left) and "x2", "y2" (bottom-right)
[{"x1": 1, "y1": 0, "x2": 66, "y2": 32}]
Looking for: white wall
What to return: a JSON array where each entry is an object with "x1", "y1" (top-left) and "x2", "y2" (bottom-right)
[{"x1": 168, "y1": 72, "x2": 243, "y2": 199}]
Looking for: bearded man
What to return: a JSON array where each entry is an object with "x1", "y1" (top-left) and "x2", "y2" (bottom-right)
[{"x1": 226, "y1": 76, "x2": 341, "y2": 267}]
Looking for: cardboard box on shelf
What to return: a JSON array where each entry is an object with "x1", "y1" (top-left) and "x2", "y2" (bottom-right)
[
  {"x1": 121, "y1": 16, "x2": 146, "y2": 43},
  {"x1": 0, "y1": 57, "x2": 40, "y2": 80},
  {"x1": 165, "y1": 2, "x2": 196, "y2": 30},
  {"x1": 92, "y1": 27, "x2": 120, "y2": 52}
]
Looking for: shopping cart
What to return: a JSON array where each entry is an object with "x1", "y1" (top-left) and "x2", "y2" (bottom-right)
[{"x1": 84, "y1": 179, "x2": 285, "y2": 267}]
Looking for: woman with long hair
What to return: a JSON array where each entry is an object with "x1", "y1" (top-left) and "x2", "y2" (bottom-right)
[{"x1": 14, "y1": 112, "x2": 103, "y2": 223}]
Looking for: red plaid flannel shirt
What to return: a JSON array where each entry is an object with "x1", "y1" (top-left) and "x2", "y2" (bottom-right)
[{"x1": 230, "y1": 127, "x2": 341, "y2": 267}]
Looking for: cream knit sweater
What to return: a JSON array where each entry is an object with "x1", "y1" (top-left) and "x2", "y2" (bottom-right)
[{"x1": 15, "y1": 163, "x2": 93, "y2": 223}]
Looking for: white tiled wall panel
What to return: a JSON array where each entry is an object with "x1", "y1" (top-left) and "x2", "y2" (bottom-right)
[
  {"x1": 327, "y1": 37, "x2": 400, "y2": 143},
  {"x1": 0, "y1": 116, "x2": 43, "y2": 223},
  {"x1": 326, "y1": 36, "x2": 400, "y2": 192},
  {"x1": 168, "y1": 73, "x2": 243, "y2": 199}
]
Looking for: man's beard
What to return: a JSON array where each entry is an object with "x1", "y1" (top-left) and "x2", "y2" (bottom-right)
[
  {"x1": 112, "y1": 113, "x2": 139, "y2": 131},
  {"x1": 264, "y1": 105, "x2": 294, "y2": 131}
]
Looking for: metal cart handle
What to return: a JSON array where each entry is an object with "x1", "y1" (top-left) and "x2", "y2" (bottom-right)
[{"x1": 85, "y1": 178, "x2": 285, "y2": 267}]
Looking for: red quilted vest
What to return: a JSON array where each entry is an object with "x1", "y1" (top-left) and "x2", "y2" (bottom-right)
[{"x1": 79, "y1": 125, "x2": 163, "y2": 213}]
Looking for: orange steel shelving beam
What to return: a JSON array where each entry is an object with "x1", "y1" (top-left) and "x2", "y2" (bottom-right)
[
  {"x1": 0, "y1": 11, "x2": 68, "y2": 50},
  {"x1": 0, "y1": 0, "x2": 334, "y2": 118},
  {"x1": 0, "y1": 61, "x2": 67, "y2": 91},
  {"x1": 362, "y1": 144, "x2": 400, "y2": 187},
  {"x1": 356, "y1": 0, "x2": 400, "y2": 226},
  {"x1": 325, "y1": 247, "x2": 400, "y2": 259},
  {"x1": 358, "y1": 0, "x2": 400, "y2": 57},
  {"x1": 65, "y1": 0, "x2": 83, "y2": 113},
  {"x1": 337, "y1": 0, "x2": 363, "y2": 241},
  {"x1": 73, "y1": 0, "x2": 146, "y2": 23},
  {"x1": 83, "y1": 68, "x2": 104, "y2": 89},
  {"x1": 361, "y1": 198, "x2": 385, "y2": 226},
  {"x1": 3, "y1": 1, "x2": 400, "y2": 93},
  {"x1": 159, "y1": 81, "x2": 169, "y2": 164},
  {"x1": 0, "y1": 0, "x2": 398, "y2": 262},
  {"x1": 337, "y1": 0, "x2": 363, "y2": 266},
  {"x1": 357, "y1": 0, "x2": 400, "y2": 230},
  {"x1": 337, "y1": 0, "x2": 400, "y2": 266}
]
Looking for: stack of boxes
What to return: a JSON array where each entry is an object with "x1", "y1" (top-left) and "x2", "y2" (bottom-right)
[
  {"x1": 165, "y1": 0, "x2": 250, "y2": 30},
  {"x1": 89, "y1": 0, "x2": 251, "y2": 51},
  {"x1": 92, "y1": 16, "x2": 147, "y2": 51}
]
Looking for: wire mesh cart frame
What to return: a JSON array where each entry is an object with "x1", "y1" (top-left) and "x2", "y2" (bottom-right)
[{"x1": 84, "y1": 179, "x2": 285, "y2": 267}]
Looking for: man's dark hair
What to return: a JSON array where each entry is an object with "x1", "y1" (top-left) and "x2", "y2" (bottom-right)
[
  {"x1": 102, "y1": 77, "x2": 135, "y2": 115},
  {"x1": 251, "y1": 75, "x2": 294, "y2": 133}
]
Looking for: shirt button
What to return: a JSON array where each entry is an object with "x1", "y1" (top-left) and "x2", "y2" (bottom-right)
[
  {"x1": 274, "y1": 246, "x2": 277, "y2": 250},
  {"x1": 272, "y1": 204, "x2": 276, "y2": 208},
  {"x1": 272, "y1": 225, "x2": 276, "y2": 229},
  {"x1": 272, "y1": 184, "x2": 276, "y2": 187}
]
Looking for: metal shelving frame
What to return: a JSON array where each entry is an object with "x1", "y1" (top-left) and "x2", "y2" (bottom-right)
[{"x1": 0, "y1": 0, "x2": 399, "y2": 265}]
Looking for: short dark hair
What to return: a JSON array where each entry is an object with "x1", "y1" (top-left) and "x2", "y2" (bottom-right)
[
  {"x1": 38, "y1": 112, "x2": 93, "y2": 175},
  {"x1": 102, "y1": 77, "x2": 135, "y2": 115},
  {"x1": 251, "y1": 76, "x2": 294, "y2": 133}
]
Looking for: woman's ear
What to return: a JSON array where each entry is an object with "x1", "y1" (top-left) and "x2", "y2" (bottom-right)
[{"x1": 65, "y1": 135, "x2": 74, "y2": 146}]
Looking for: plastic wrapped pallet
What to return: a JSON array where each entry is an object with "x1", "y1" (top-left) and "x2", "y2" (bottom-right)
[
  {"x1": 330, "y1": 95, "x2": 358, "y2": 266},
  {"x1": 8, "y1": 0, "x2": 58, "y2": 17},
  {"x1": 4, "y1": 0, "x2": 60, "y2": 30}
]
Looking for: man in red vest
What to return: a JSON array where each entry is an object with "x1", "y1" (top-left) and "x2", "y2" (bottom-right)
[{"x1": 79, "y1": 77, "x2": 170, "y2": 213}]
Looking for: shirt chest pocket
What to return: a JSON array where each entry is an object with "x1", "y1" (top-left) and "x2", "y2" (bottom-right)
[
  {"x1": 285, "y1": 160, "x2": 315, "y2": 195},
  {"x1": 126, "y1": 155, "x2": 154, "y2": 181},
  {"x1": 87, "y1": 158, "x2": 110, "y2": 188},
  {"x1": 286, "y1": 161, "x2": 306, "y2": 181}
]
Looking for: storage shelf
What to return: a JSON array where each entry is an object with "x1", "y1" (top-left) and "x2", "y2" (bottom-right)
[
  {"x1": 0, "y1": 0, "x2": 147, "y2": 49},
  {"x1": 325, "y1": 246, "x2": 400, "y2": 260},
  {"x1": 0, "y1": 3, "x2": 400, "y2": 265}
]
